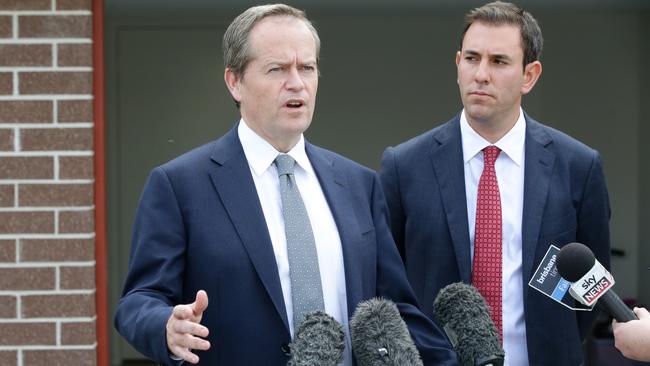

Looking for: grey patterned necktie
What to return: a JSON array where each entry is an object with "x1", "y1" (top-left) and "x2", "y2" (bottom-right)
[{"x1": 274, "y1": 154, "x2": 325, "y2": 330}]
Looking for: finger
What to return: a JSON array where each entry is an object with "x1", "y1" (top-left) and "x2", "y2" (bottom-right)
[
  {"x1": 170, "y1": 334, "x2": 210, "y2": 355},
  {"x1": 171, "y1": 346, "x2": 200, "y2": 364},
  {"x1": 173, "y1": 304, "x2": 193, "y2": 320},
  {"x1": 172, "y1": 319, "x2": 209, "y2": 338},
  {"x1": 187, "y1": 335, "x2": 211, "y2": 351},
  {"x1": 191, "y1": 290, "x2": 209, "y2": 316},
  {"x1": 634, "y1": 307, "x2": 649, "y2": 319}
]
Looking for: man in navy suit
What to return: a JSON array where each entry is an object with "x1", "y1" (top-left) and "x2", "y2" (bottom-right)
[
  {"x1": 380, "y1": 2, "x2": 610, "y2": 365},
  {"x1": 114, "y1": 4, "x2": 456, "y2": 365}
]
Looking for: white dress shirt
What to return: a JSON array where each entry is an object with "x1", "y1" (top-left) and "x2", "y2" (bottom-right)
[
  {"x1": 461, "y1": 109, "x2": 529, "y2": 366},
  {"x1": 238, "y1": 120, "x2": 352, "y2": 366}
]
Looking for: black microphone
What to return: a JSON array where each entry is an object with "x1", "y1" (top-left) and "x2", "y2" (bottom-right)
[
  {"x1": 350, "y1": 298, "x2": 423, "y2": 366},
  {"x1": 433, "y1": 283, "x2": 504, "y2": 366},
  {"x1": 556, "y1": 242, "x2": 637, "y2": 322},
  {"x1": 287, "y1": 310, "x2": 345, "y2": 366}
]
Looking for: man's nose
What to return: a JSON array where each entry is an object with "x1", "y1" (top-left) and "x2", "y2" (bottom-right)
[
  {"x1": 285, "y1": 67, "x2": 305, "y2": 91},
  {"x1": 474, "y1": 59, "x2": 490, "y2": 83}
]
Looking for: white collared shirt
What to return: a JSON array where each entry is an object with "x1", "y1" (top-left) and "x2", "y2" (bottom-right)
[
  {"x1": 238, "y1": 120, "x2": 352, "y2": 365},
  {"x1": 461, "y1": 109, "x2": 529, "y2": 366}
]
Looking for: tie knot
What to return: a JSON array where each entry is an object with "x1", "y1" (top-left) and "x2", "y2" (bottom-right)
[
  {"x1": 275, "y1": 154, "x2": 295, "y2": 176},
  {"x1": 483, "y1": 146, "x2": 501, "y2": 166}
]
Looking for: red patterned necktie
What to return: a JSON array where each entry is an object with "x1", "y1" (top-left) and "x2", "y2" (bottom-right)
[{"x1": 472, "y1": 145, "x2": 503, "y2": 340}]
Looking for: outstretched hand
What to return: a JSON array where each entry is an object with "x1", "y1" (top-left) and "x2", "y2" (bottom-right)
[{"x1": 166, "y1": 290, "x2": 211, "y2": 364}]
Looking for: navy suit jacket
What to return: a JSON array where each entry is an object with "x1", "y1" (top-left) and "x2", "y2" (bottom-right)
[
  {"x1": 379, "y1": 114, "x2": 611, "y2": 366},
  {"x1": 114, "y1": 124, "x2": 457, "y2": 365}
]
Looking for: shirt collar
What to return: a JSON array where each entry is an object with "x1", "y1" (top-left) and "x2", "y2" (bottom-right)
[
  {"x1": 460, "y1": 108, "x2": 526, "y2": 166},
  {"x1": 237, "y1": 119, "x2": 314, "y2": 177}
]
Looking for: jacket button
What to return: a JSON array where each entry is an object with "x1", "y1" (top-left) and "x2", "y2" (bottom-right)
[{"x1": 281, "y1": 343, "x2": 291, "y2": 356}]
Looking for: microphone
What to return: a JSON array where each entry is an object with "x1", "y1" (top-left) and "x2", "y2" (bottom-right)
[
  {"x1": 433, "y1": 283, "x2": 504, "y2": 366},
  {"x1": 349, "y1": 298, "x2": 423, "y2": 366},
  {"x1": 287, "y1": 310, "x2": 345, "y2": 366},
  {"x1": 556, "y1": 242, "x2": 637, "y2": 322}
]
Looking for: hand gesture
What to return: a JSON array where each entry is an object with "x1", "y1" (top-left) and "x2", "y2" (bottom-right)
[{"x1": 166, "y1": 290, "x2": 211, "y2": 364}]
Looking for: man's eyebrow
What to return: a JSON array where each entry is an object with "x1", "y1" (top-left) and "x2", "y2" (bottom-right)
[{"x1": 462, "y1": 49, "x2": 480, "y2": 56}]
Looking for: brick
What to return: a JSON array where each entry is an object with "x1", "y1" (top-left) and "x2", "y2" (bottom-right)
[
  {"x1": 0, "y1": 350, "x2": 17, "y2": 366},
  {"x1": 20, "y1": 238, "x2": 94, "y2": 261},
  {"x1": 61, "y1": 320, "x2": 95, "y2": 344},
  {"x1": 21, "y1": 128, "x2": 92, "y2": 151},
  {"x1": 57, "y1": 0, "x2": 91, "y2": 10},
  {"x1": 0, "y1": 185, "x2": 13, "y2": 207},
  {"x1": 0, "y1": 72, "x2": 12, "y2": 94},
  {"x1": 22, "y1": 294, "x2": 94, "y2": 317},
  {"x1": 58, "y1": 43, "x2": 91, "y2": 67},
  {"x1": 59, "y1": 209, "x2": 93, "y2": 233},
  {"x1": 60, "y1": 156, "x2": 93, "y2": 179},
  {"x1": 0, "y1": 211, "x2": 53, "y2": 233},
  {"x1": 19, "y1": 72, "x2": 92, "y2": 95},
  {"x1": 19, "y1": 183, "x2": 93, "y2": 206},
  {"x1": 0, "y1": 16, "x2": 12, "y2": 38},
  {"x1": 0, "y1": 129, "x2": 13, "y2": 150},
  {"x1": 0, "y1": 44, "x2": 51, "y2": 67},
  {"x1": 23, "y1": 350, "x2": 95, "y2": 366},
  {"x1": 58, "y1": 100, "x2": 92, "y2": 122},
  {"x1": 0, "y1": 322, "x2": 55, "y2": 345},
  {"x1": 0, "y1": 267, "x2": 55, "y2": 290},
  {"x1": 0, "y1": 156, "x2": 53, "y2": 179},
  {"x1": 0, "y1": 240, "x2": 15, "y2": 262},
  {"x1": 19, "y1": 16, "x2": 91, "y2": 38},
  {"x1": 0, "y1": 0, "x2": 50, "y2": 10},
  {"x1": 60, "y1": 266, "x2": 94, "y2": 289},
  {"x1": 0, "y1": 101, "x2": 52, "y2": 123},
  {"x1": 0, "y1": 296, "x2": 16, "y2": 317}
]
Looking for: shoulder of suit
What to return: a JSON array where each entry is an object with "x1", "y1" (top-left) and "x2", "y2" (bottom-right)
[
  {"x1": 308, "y1": 143, "x2": 375, "y2": 177},
  {"x1": 157, "y1": 139, "x2": 220, "y2": 174},
  {"x1": 386, "y1": 115, "x2": 459, "y2": 157},
  {"x1": 526, "y1": 117, "x2": 598, "y2": 159}
]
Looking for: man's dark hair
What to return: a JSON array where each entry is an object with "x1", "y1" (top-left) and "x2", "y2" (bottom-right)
[{"x1": 460, "y1": 1, "x2": 543, "y2": 68}]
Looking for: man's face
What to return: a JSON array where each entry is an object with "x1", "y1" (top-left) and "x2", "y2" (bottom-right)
[
  {"x1": 456, "y1": 22, "x2": 539, "y2": 126},
  {"x1": 225, "y1": 16, "x2": 318, "y2": 151}
]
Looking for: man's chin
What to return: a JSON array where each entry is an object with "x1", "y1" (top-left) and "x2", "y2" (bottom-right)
[
  {"x1": 464, "y1": 106, "x2": 493, "y2": 122},
  {"x1": 278, "y1": 118, "x2": 312, "y2": 136}
]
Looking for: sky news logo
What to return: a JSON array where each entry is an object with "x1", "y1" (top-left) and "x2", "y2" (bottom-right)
[{"x1": 581, "y1": 276, "x2": 612, "y2": 305}]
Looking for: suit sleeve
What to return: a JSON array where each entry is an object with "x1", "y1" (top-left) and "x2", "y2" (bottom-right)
[
  {"x1": 370, "y1": 172, "x2": 458, "y2": 365},
  {"x1": 576, "y1": 151, "x2": 612, "y2": 337},
  {"x1": 114, "y1": 167, "x2": 187, "y2": 365},
  {"x1": 379, "y1": 146, "x2": 407, "y2": 261}
]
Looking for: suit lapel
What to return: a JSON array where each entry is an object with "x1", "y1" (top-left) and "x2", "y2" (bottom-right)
[
  {"x1": 208, "y1": 126, "x2": 289, "y2": 333},
  {"x1": 430, "y1": 117, "x2": 472, "y2": 283},
  {"x1": 521, "y1": 117, "x2": 555, "y2": 286},
  {"x1": 306, "y1": 144, "x2": 367, "y2": 315}
]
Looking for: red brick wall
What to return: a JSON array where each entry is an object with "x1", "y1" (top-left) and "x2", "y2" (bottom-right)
[{"x1": 0, "y1": 0, "x2": 96, "y2": 365}]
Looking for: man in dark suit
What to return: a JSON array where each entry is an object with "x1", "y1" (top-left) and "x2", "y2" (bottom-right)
[
  {"x1": 114, "y1": 4, "x2": 456, "y2": 365},
  {"x1": 380, "y1": 2, "x2": 610, "y2": 366}
]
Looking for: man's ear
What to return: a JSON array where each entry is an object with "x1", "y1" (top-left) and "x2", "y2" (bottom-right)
[
  {"x1": 224, "y1": 68, "x2": 242, "y2": 102},
  {"x1": 521, "y1": 60, "x2": 542, "y2": 95}
]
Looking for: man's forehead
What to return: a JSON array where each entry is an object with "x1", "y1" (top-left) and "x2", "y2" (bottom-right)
[
  {"x1": 250, "y1": 15, "x2": 307, "y2": 36},
  {"x1": 462, "y1": 22, "x2": 523, "y2": 54},
  {"x1": 247, "y1": 18, "x2": 316, "y2": 61}
]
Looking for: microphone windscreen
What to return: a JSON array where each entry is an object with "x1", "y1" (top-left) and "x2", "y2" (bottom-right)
[
  {"x1": 350, "y1": 297, "x2": 423, "y2": 366},
  {"x1": 433, "y1": 283, "x2": 504, "y2": 366},
  {"x1": 556, "y1": 242, "x2": 596, "y2": 282},
  {"x1": 287, "y1": 310, "x2": 345, "y2": 366}
]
